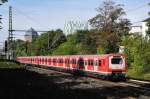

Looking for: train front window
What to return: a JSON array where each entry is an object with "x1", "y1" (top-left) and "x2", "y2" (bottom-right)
[{"x1": 111, "y1": 58, "x2": 122, "y2": 64}]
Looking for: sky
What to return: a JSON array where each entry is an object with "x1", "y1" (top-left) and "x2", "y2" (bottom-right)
[{"x1": 0, "y1": 0, "x2": 150, "y2": 47}]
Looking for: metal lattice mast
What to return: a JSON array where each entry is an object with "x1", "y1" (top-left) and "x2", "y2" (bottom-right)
[
  {"x1": 8, "y1": 6, "x2": 13, "y2": 42},
  {"x1": 7, "y1": 6, "x2": 14, "y2": 60}
]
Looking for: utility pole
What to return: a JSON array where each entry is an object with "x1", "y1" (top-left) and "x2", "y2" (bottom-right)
[
  {"x1": 48, "y1": 32, "x2": 50, "y2": 49},
  {"x1": 7, "y1": 6, "x2": 15, "y2": 60}
]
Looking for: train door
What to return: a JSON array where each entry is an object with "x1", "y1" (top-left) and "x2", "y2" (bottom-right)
[
  {"x1": 65, "y1": 58, "x2": 69, "y2": 68},
  {"x1": 45, "y1": 57, "x2": 48, "y2": 65},
  {"x1": 53, "y1": 58, "x2": 57, "y2": 66},
  {"x1": 72, "y1": 59, "x2": 77, "y2": 69},
  {"x1": 59, "y1": 58, "x2": 63, "y2": 67},
  {"x1": 87, "y1": 59, "x2": 94, "y2": 71},
  {"x1": 94, "y1": 59, "x2": 102, "y2": 72},
  {"x1": 39, "y1": 58, "x2": 41, "y2": 65},
  {"x1": 62, "y1": 58, "x2": 65, "y2": 67},
  {"x1": 94, "y1": 58, "x2": 98, "y2": 72},
  {"x1": 77, "y1": 57, "x2": 84, "y2": 70},
  {"x1": 51, "y1": 58, "x2": 53, "y2": 66},
  {"x1": 37, "y1": 57, "x2": 39, "y2": 65},
  {"x1": 97, "y1": 59, "x2": 102, "y2": 71},
  {"x1": 84, "y1": 58, "x2": 88, "y2": 71},
  {"x1": 48, "y1": 58, "x2": 51, "y2": 66}
]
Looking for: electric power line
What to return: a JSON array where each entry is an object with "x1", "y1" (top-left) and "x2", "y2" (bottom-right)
[
  {"x1": 126, "y1": 3, "x2": 148, "y2": 13},
  {"x1": 12, "y1": 7, "x2": 44, "y2": 28}
]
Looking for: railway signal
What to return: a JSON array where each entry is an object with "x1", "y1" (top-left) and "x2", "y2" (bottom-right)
[{"x1": 4, "y1": 40, "x2": 7, "y2": 52}]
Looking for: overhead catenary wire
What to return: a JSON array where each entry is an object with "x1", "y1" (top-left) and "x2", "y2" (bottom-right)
[
  {"x1": 131, "y1": 16, "x2": 149, "y2": 24},
  {"x1": 124, "y1": 3, "x2": 149, "y2": 25},
  {"x1": 12, "y1": 7, "x2": 44, "y2": 28},
  {"x1": 125, "y1": 3, "x2": 148, "y2": 13}
]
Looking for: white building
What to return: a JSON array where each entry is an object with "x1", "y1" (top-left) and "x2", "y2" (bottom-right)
[
  {"x1": 142, "y1": 19, "x2": 149, "y2": 37},
  {"x1": 129, "y1": 18, "x2": 149, "y2": 37},
  {"x1": 129, "y1": 26, "x2": 142, "y2": 35}
]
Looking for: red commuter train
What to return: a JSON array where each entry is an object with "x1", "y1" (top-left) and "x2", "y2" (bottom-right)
[{"x1": 16, "y1": 54, "x2": 127, "y2": 80}]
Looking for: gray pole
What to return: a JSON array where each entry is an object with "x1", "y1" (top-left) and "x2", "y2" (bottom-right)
[{"x1": 7, "y1": 6, "x2": 15, "y2": 60}]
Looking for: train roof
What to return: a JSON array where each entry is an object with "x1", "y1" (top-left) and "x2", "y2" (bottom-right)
[{"x1": 17, "y1": 53, "x2": 126, "y2": 58}]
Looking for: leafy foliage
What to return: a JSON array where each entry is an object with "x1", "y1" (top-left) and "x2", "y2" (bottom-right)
[
  {"x1": 89, "y1": 0, "x2": 131, "y2": 53},
  {"x1": 52, "y1": 30, "x2": 97, "y2": 55},
  {"x1": 122, "y1": 34, "x2": 150, "y2": 73},
  {"x1": 16, "y1": 29, "x2": 66, "y2": 56}
]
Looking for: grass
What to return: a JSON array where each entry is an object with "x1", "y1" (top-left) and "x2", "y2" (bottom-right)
[
  {"x1": 127, "y1": 69, "x2": 150, "y2": 81},
  {"x1": 0, "y1": 61, "x2": 23, "y2": 69}
]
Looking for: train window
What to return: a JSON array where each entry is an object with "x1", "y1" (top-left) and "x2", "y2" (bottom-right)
[
  {"x1": 95, "y1": 60, "x2": 102, "y2": 66},
  {"x1": 58, "y1": 59, "x2": 60, "y2": 63},
  {"x1": 49, "y1": 59, "x2": 51, "y2": 62},
  {"x1": 65, "y1": 59, "x2": 69, "y2": 64},
  {"x1": 72, "y1": 59, "x2": 76, "y2": 64},
  {"x1": 61, "y1": 59, "x2": 64, "y2": 63},
  {"x1": 53, "y1": 59, "x2": 56, "y2": 63},
  {"x1": 65, "y1": 59, "x2": 69, "y2": 63},
  {"x1": 84, "y1": 60, "x2": 88, "y2": 65},
  {"x1": 59, "y1": 59, "x2": 63, "y2": 63},
  {"x1": 91, "y1": 60, "x2": 94, "y2": 65},
  {"x1": 111, "y1": 58, "x2": 122, "y2": 64},
  {"x1": 88, "y1": 60, "x2": 94, "y2": 66},
  {"x1": 80, "y1": 60, "x2": 84, "y2": 64},
  {"x1": 65, "y1": 59, "x2": 67, "y2": 63},
  {"x1": 88, "y1": 60, "x2": 90, "y2": 65},
  {"x1": 99, "y1": 60, "x2": 102, "y2": 66}
]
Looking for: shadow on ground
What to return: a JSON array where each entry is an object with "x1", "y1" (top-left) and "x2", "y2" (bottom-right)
[{"x1": 0, "y1": 68, "x2": 150, "y2": 99}]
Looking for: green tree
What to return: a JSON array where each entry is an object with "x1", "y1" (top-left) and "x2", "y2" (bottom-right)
[
  {"x1": 52, "y1": 35, "x2": 76, "y2": 55},
  {"x1": 15, "y1": 39, "x2": 28, "y2": 56},
  {"x1": 89, "y1": 0, "x2": 131, "y2": 53},
  {"x1": 122, "y1": 34, "x2": 150, "y2": 73},
  {"x1": 30, "y1": 29, "x2": 66, "y2": 56},
  {"x1": 52, "y1": 30, "x2": 97, "y2": 55},
  {"x1": 15, "y1": 29, "x2": 66, "y2": 56},
  {"x1": 74, "y1": 30, "x2": 96, "y2": 54}
]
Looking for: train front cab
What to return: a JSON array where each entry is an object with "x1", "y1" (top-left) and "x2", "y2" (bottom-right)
[{"x1": 108, "y1": 54, "x2": 126, "y2": 80}]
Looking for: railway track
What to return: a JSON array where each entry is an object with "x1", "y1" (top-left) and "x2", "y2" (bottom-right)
[
  {"x1": 123, "y1": 79, "x2": 150, "y2": 91},
  {"x1": 25, "y1": 65, "x2": 150, "y2": 93}
]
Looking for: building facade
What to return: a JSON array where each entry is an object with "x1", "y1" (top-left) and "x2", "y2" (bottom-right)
[
  {"x1": 129, "y1": 18, "x2": 149, "y2": 37},
  {"x1": 24, "y1": 28, "x2": 38, "y2": 42},
  {"x1": 129, "y1": 26, "x2": 142, "y2": 35}
]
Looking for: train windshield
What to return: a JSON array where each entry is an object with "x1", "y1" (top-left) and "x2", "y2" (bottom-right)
[{"x1": 111, "y1": 57, "x2": 122, "y2": 64}]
